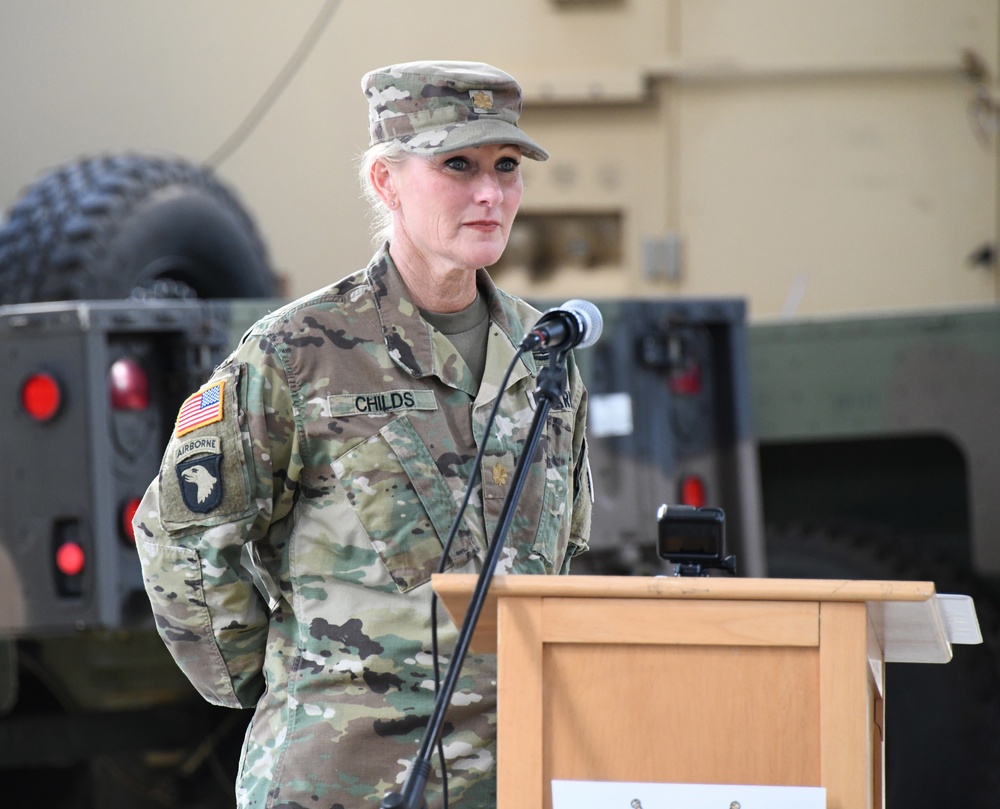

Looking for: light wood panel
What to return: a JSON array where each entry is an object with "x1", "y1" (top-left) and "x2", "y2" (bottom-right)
[
  {"x1": 540, "y1": 597, "x2": 818, "y2": 647},
  {"x1": 541, "y1": 643, "x2": 820, "y2": 786}
]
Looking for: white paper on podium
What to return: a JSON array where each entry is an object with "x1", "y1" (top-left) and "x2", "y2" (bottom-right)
[{"x1": 551, "y1": 779, "x2": 826, "y2": 808}]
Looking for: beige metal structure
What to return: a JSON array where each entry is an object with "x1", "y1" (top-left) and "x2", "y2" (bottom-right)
[{"x1": 0, "y1": 1, "x2": 996, "y2": 317}]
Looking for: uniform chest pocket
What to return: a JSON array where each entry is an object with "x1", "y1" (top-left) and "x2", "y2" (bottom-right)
[
  {"x1": 505, "y1": 406, "x2": 575, "y2": 573},
  {"x1": 332, "y1": 414, "x2": 478, "y2": 592}
]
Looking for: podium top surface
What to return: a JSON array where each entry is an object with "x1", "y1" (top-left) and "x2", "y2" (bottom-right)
[{"x1": 433, "y1": 574, "x2": 979, "y2": 664}]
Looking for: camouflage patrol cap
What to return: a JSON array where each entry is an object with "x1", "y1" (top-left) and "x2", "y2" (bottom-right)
[{"x1": 362, "y1": 60, "x2": 549, "y2": 161}]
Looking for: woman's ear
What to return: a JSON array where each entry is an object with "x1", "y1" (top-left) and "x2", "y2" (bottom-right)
[{"x1": 369, "y1": 159, "x2": 397, "y2": 209}]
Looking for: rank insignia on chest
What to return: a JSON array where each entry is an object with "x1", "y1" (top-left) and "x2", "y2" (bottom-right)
[
  {"x1": 491, "y1": 462, "x2": 509, "y2": 486},
  {"x1": 176, "y1": 453, "x2": 223, "y2": 513},
  {"x1": 175, "y1": 380, "x2": 225, "y2": 437}
]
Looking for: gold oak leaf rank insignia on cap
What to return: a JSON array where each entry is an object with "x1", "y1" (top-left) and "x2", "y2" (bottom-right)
[{"x1": 470, "y1": 90, "x2": 496, "y2": 113}]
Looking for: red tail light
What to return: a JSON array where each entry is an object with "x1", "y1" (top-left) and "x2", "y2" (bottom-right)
[
  {"x1": 669, "y1": 361, "x2": 702, "y2": 395},
  {"x1": 109, "y1": 358, "x2": 149, "y2": 410},
  {"x1": 55, "y1": 541, "x2": 86, "y2": 577},
  {"x1": 679, "y1": 475, "x2": 707, "y2": 508},
  {"x1": 22, "y1": 372, "x2": 62, "y2": 422}
]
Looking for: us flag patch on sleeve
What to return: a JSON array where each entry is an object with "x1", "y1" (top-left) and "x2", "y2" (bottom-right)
[{"x1": 175, "y1": 380, "x2": 225, "y2": 437}]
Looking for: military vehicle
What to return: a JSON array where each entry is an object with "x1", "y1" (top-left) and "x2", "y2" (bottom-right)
[
  {"x1": 2, "y1": 134, "x2": 1000, "y2": 807},
  {"x1": 750, "y1": 309, "x2": 1000, "y2": 806},
  {"x1": 0, "y1": 154, "x2": 769, "y2": 807},
  {"x1": 0, "y1": 155, "x2": 280, "y2": 808},
  {"x1": 1, "y1": 149, "x2": 998, "y2": 807},
  {"x1": 1, "y1": 0, "x2": 996, "y2": 804}
]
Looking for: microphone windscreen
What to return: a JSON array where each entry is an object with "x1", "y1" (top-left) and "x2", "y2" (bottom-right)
[{"x1": 562, "y1": 299, "x2": 603, "y2": 348}]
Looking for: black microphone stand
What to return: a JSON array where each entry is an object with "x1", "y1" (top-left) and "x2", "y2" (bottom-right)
[{"x1": 380, "y1": 347, "x2": 571, "y2": 809}]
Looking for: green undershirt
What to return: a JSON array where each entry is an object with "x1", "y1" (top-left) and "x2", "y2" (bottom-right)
[{"x1": 419, "y1": 293, "x2": 491, "y2": 388}]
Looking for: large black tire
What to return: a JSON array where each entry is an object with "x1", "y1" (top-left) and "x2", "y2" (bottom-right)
[
  {"x1": 0, "y1": 153, "x2": 276, "y2": 303},
  {"x1": 767, "y1": 523, "x2": 1000, "y2": 807}
]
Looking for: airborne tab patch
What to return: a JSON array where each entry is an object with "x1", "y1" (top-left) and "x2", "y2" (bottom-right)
[
  {"x1": 175, "y1": 380, "x2": 225, "y2": 437},
  {"x1": 174, "y1": 435, "x2": 221, "y2": 463}
]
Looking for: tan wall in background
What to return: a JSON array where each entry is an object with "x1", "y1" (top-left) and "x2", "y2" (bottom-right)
[{"x1": 0, "y1": 0, "x2": 996, "y2": 319}]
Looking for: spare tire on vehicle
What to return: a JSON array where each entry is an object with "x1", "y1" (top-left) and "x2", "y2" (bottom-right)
[{"x1": 0, "y1": 153, "x2": 276, "y2": 303}]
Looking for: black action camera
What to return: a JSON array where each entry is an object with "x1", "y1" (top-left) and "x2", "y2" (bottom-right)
[{"x1": 656, "y1": 504, "x2": 736, "y2": 576}]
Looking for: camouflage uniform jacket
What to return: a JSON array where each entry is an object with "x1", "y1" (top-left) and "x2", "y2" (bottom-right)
[{"x1": 134, "y1": 245, "x2": 592, "y2": 808}]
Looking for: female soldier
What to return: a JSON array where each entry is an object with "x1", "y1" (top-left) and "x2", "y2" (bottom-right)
[{"x1": 134, "y1": 60, "x2": 592, "y2": 808}]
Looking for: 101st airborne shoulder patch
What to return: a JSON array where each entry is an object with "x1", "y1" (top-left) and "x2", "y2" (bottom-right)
[{"x1": 174, "y1": 436, "x2": 224, "y2": 513}]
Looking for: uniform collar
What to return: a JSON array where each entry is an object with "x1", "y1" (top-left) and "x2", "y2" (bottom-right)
[{"x1": 368, "y1": 244, "x2": 535, "y2": 394}]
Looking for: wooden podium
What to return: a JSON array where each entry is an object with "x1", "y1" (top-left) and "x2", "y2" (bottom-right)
[{"x1": 433, "y1": 574, "x2": 973, "y2": 809}]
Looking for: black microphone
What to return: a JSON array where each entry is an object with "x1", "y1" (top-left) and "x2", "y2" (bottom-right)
[{"x1": 521, "y1": 299, "x2": 603, "y2": 352}]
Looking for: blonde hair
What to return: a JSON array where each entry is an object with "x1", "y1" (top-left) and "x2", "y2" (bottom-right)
[{"x1": 357, "y1": 141, "x2": 410, "y2": 245}]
